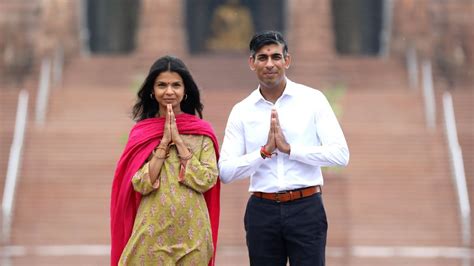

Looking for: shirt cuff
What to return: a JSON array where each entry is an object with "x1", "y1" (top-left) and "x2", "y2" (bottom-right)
[{"x1": 248, "y1": 148, "x2": 266, "y2": 164}]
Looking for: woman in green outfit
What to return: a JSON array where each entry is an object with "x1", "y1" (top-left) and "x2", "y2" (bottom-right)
[{"x1": 110, "y1": 56, "x2": 221, "y2": 266}]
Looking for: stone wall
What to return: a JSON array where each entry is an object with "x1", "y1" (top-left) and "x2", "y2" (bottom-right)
[
  {"x1": 1, "y1": 0, "x2": 473, "y2": 85},
  {"x1": 136, "y1": 0, "x2": 186, "y2": 57},
  {"x1": 287, "y1": 0, "x2": 336, "y2": 62},
  {"x1": 0, "y1": 2, "x2": 39, "y2": 83},
  {"x1": 0, "y1": 0, "x2": 80, "y2": 84},
  {"x1": 391, "y1": 0, "x2": 473, "y2": 85},
  {"x1": 36, "y1": 0, "x2": 80, "y2": 59}
]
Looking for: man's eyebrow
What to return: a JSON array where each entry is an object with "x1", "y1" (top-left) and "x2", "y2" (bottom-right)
[{"x1": 256, "y1": 53, "x2": 283, "y2": 57}]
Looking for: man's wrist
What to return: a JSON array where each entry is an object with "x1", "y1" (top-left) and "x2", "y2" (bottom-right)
[
  {"x1": 283, "y1": 144, "x2": 291, "y2": 154},
  {"x1": 260, "y1": 145, "x2": 277, "y2": 159}
]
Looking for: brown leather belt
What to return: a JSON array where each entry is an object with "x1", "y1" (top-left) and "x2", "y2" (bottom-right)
[{"x1": 252, "y1": 185, "x2": 321, "y2": 203}]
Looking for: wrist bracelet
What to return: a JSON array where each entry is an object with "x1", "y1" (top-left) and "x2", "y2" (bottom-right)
[
  {"x1": 178, "y1": 148, "x2": 193, "y2": 160},
  {"x1": 153, "y1": 153, "x2": 168, "y2": 159},
  {"x1": 178, "y1": 153, "x2": 193, "y2": 160},
  {"x1": 155, "y1": 146, "x2": 167, "y2": 152},
  {"x1": 153, "y1": 146, "x2": 168, "y2": 159},
  {"x1": 153, "y1": 146, "x2": 167, "y2": 154},
  {"x1": 260, "y1": 146, "x2": 274, "y2": 159}
]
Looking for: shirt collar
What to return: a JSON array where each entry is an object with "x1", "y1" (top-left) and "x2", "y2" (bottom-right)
[{"x1": 250, "y1": 78, "x2": 296, "y2": 104}]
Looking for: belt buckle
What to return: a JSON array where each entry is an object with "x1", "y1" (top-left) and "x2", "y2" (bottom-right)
[
  {"x1": 275, "y1": 191, "x2": 290, "y2": 203},
  {"x1": 275, "y1": 193, "x2": 281, "y2": 203}
]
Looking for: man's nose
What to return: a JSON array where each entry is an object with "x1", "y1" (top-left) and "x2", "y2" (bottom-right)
[{"x1": 265, "y1": 58, "x2": 274, "y2": 68}]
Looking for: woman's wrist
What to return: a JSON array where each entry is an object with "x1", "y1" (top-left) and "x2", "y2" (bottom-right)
[
  {"x1": 152, "y1": 148, "x2": 168, "y2": 159},
  {"x1": 153, "y1": 142, "x2": 169, "y2": 159},
  {"x1": 178, "y1": 151, "x2": 193, "y2": 160},
  {"x1": 175, "y1": 141, "x2": 192, "y2": 160},
  {"x1": 160, "y1": 138, "x2": 171, "y2": 147},
  {"x1": 156, "y1": 143, "x2": 168, "y2": 151},
  {"x1": 172, "y1": 136, "x2": 185, "y2": 147},
  {"x1": 173, "y1": 136, "x2": 188, "y2": 150}
]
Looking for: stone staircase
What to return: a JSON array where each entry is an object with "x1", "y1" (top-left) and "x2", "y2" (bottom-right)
[
  {"x1": 0, "y1": 64, "x2": 41, "y2": 209},
  {"x1": 0, "y1": 88, "x2": 20, "y2": 200},
  {"x1": 336, "y1": 57, "x2": 468, "y2": 266},
  {"x1": 451, "y1": 87, "x2": 474, "y2": 248},
  {"x1": 0, "y1": 53, "x2": 472, "y2": 266}
]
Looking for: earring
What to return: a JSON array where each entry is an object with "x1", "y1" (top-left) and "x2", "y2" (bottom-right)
[
  {"x1": 184, "y1": 94, "x2": 188, "y2": 101},
  {"x1": 150, "y1": 93, "x2": 154, "y2": 99}
]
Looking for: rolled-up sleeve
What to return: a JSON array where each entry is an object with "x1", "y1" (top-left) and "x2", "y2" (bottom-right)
[{"x1": 131, "y1": 161, "x2": 161, "y2": 195}]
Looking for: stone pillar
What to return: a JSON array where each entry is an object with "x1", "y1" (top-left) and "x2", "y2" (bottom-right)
[
  {"x1": 0, "y1": 1, "x2": 39, "y2": 83},
  {"x1": 37, "y1": 0, "x2": 80, "y2": 59},
  {"x1": 287, "y1": 0, "x2": 336, "y2": 62},
  {"x1": 136, "y1": 0, "x2": 187, "y2": 57}
]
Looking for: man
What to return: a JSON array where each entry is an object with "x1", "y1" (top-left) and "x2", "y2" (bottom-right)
[{"x1": 218, "y1": 30, "x2": 349, "y2": 265}]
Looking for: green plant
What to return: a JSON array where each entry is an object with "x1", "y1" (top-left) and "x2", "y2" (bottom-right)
[
  {"x1": 130, "y1": 74, "x2": 145, "y2": 92},
  {"x1": 323, "y1": 83, "x2": 346, "y2": 119},
  {"x1": 322, "y1": 83, "x2": 347, "y2": 175}
]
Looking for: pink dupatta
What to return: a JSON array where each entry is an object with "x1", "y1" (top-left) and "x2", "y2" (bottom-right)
[{"x1": 110, "y1": 113, "x2": 220, "y2": 266}]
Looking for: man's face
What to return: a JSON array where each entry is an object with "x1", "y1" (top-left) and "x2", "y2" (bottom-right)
[{"x1": 249, "y1": 43, "x2": 290, "y2": 89}]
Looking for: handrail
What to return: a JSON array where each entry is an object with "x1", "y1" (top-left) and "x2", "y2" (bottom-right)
[
  {"x1": 422, "y1": 60, "x2": 436, "y2": 130},
  {"x1": 52, "y1": 45, "x2": 64, "y2": 86},
  {"x1": 35, "y1": 57, "x2": 51, "y2": 125},
  {"x1": 2, "y1": 90, "x2": 29, "y2": 244},
  {"x1": 406, "y1": 45, "x2": 418, "y2": 90},
  {"x1": 379, "y1": 0, "x2": 393, "y2": 57},
  {"x1": 77, "y1": 0, "x2": 90, "y2": 56},
  {"x1": 442, "y1": 92, "x2": 471, "y2": 257}
]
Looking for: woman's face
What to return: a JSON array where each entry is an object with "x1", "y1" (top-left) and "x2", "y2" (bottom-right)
[{"x1": 152, "y1": 71, "x2": 185, "y2": 116}]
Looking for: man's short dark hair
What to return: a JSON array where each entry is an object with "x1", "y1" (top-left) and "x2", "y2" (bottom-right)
[{"x1": 249, "y1": 30, "x2": 288, "y2": 58}]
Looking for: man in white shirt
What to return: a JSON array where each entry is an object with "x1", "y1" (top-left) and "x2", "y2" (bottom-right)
[{"x1": 218, "y1": 30, "x2": 349, "y2": 265}]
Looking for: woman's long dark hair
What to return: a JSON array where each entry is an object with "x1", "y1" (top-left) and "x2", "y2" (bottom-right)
[{"x1": 132, "y1": 55, "x2": 203, "y2": 121}]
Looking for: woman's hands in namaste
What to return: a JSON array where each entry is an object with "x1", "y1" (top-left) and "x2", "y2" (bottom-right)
[{"x1": 161, "y1": 104, "x2": 184, "y2": 146}]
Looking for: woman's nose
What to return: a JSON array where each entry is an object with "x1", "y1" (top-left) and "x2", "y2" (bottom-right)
[{"x1": 164, "y1": 86, "x2": 174, "y2": 94}]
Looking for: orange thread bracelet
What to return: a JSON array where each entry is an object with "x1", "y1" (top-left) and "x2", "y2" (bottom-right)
[{"x1": 260, "y1": 146, "x2": 273, "y2": 159}]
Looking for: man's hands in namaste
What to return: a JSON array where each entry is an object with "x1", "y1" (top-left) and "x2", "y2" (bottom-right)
[{"x1": 264, "y1": 108, "x2": 290, "y2": 154}]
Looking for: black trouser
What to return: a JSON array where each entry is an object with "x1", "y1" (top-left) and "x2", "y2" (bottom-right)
[{"x1": 244, "y1": 192, "x2": 327, "y2": 266}]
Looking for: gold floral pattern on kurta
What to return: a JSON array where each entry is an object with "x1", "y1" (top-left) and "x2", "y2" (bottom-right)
[{"x1": 119, "y1": 135, "x2": 218, "y2": 266}]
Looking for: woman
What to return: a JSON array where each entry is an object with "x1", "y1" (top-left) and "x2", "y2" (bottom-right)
[{"x1": 110, "y1": 56, "x2": 220, "y2": 265}]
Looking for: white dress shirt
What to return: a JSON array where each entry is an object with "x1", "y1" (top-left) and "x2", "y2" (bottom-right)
[{"x1": 218, "y1": 78, "x2": 349, "y2": 192}]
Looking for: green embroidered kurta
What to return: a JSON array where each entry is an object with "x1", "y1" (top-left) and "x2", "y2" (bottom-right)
[{"x1": 119, "y1": 135, "x2": 218, "y2": 265}]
